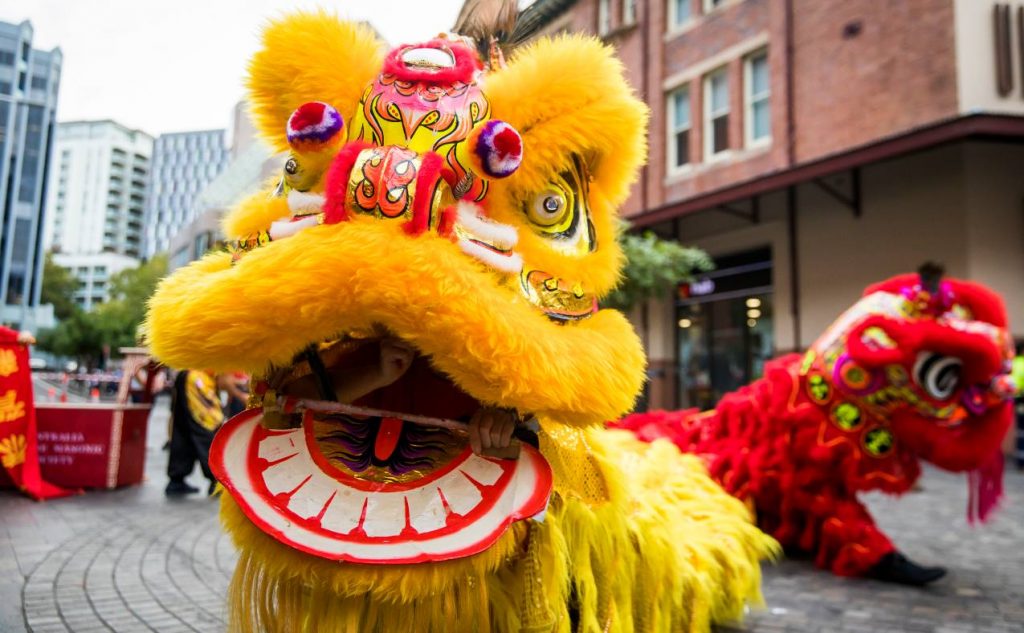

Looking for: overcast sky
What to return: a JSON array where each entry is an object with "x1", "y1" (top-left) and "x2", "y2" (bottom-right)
[{"x1": 0, "y1": 1, "x2": 466, "y2": 136}]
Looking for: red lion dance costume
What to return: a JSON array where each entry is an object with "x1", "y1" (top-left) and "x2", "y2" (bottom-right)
[{"x1": 616, "y1": 267, "x2": 1015, "y2": 585}]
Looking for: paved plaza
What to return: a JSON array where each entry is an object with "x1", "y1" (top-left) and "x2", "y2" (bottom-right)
[{"x1": 1, "y1": 398, "x2": 1022, "y2": 633}]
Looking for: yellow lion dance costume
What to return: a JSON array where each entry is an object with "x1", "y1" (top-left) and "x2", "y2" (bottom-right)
[{"x1": 146, "y1": 12, "x2": 775, "y2": 632}]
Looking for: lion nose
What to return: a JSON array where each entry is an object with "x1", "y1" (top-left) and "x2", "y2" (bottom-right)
[{"x1": 322, "y1": 142, "x2": 447, "y2": 234}]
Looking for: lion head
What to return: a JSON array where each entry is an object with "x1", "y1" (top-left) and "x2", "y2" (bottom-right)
[
  {"x1": 802, "y1": 268, "x2": 1014, "y2": 495},
  {"x1": 146, "y1": 12, "x2": 648, "y2": 563}
]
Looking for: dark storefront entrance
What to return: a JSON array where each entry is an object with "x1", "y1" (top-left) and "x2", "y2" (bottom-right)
[{"x1": 676, "y1": 248, "x2": 774, "y2": 410}]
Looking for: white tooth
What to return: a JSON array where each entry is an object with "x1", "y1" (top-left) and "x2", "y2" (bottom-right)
[
  {"x1": 459, "y1": 454, "x2": 504, "y2": 486},
  {"x1": 436, "y1": 470, "x2": 483, "y2": 516},
  {"x1": 286, "y1": 472, "x2": 337, "y2": 520},
  {"x1": 287, "y1": 190, "x2": 326, "y2": 213},
  {"x1": 362, "y1": 493, "x2": 408, "y2": 537},
  {"x1": 269, "y1": 215, "x2": 320, "y2": 240},
  {"x1": 262, "y1": 455, "x2": 309, "y2": 495},
  {"x1": 455, "y1": 201, "x2": 518, "y2": 250},
  {"x1": 258, "y1": 431, "x2": 301, "y2": 462},
  {"x1": 458, "y1": 238, "x2": 524, "y2": 274},
  {"x1": 406, "y1": 486, "x2": 448, "y2": 534},
  {"x1": 320, "y1": 488, "x2": 368, "y2": 535}
]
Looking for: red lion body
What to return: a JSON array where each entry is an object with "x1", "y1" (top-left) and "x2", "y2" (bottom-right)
[{"x1": 615, "y1": 273, "x2": 1015, "y2": 578}]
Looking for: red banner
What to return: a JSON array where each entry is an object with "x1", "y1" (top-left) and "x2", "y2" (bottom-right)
[{"x1": 0, "y1": 329, "x2": 73, "y2": 500}]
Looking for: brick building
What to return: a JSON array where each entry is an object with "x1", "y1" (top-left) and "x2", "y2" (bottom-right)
[{"x1": 512, "y1": 0, "x2": 1024, "y2": 424}]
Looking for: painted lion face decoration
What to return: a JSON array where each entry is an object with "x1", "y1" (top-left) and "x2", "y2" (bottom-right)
[
  {"x1": 802, "y1": 271, "x2": 1014, "y2": 502},
  {"x1": 147, "y1": 14, "x2": 647, "y2": 563}
]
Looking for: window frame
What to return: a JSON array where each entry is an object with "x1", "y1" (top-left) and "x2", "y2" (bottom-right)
[
  {"x1": 744, "y1": 48, "x2": 771, "y2": 148},
  {"x1": 623, "y1": 0, "x2": 638, "y2": 26},
  {"x1": 598, "y1": 0, "x2": 612, "y2": 36},
  {"x1": 667, "y1": 0, "x2": 693, "y2": 32},
  {"x1": 666, "y1": 84, "x2": 693, "y2": 174},
  {"x1": 703, "y1": 66, "x2": 731, "y2": 160}
]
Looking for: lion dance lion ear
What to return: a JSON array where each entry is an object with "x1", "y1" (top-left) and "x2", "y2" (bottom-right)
[
  {"x1": 247, "y1": 11, "x2": 386, "y2": 153},
  {"x1": 484, "y1": 35, "x2": 648, "y2": 206}
]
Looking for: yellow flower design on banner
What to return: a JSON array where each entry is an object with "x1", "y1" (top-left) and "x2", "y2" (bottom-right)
[
  {"x1": 0, "y1": 390, "x2": 26, "y2": 423},
  {"x1": 0, "y1": 349, "x2": 17, "y2": 377},
  {"x1": 0, "y1": 434, "x2": 26, "y2": 468}
]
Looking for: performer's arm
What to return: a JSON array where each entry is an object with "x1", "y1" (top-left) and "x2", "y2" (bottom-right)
[{"x1": 0, "y1": 326, "x2": 33, "y2": 345}]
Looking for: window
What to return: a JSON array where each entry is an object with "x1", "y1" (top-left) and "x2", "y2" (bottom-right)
[
  {"x1": 669, "y1": 0, "x2": 692, "y2": 29},
  {"x1": 6, "y1": 273, "x2": 24, "y2": 305},
  {"x1": 30, "y1": 75, "x2": 47, "y2": 90},
  {"x1": 703, "y1": 0, "x2": 726, "y2": 12},
  {"x1": 0, "y1": 51, "x2": 14, "y2": 66},
  {"x1": 623, "y1": 0, "x2": 637, "y2": 26},
  {"x1": 667, "y1": 86, "x2": 692, "y2": 170},
  {"x1": 12, "y1": 219, "x2": 31, "y2": 261},
  {"x1": 703, "y1": 68, "x2": 730, "y2": 157},
  {"x1": 745, "y1": 50, "x2": 770, "y2": 145},
  {"x1": 598, "y1": 0, "x2": 612, "y2": 35}
]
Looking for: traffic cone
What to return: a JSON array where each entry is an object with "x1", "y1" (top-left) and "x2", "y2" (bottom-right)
[
  {"x1": 47, "y1": 387, "x2": 56, "y2": 400},
  {"x1": 90, "y1": 388, "x2": 100, "y2": 402},
  {"x1": 60, "y1": 391, "x2": 67, "y2": 403}
]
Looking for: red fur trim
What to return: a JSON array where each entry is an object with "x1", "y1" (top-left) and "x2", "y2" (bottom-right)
[
  {"x1": 323, "y1": 141, "x2": 373, "y2": 224},
  {"x1": 403, "y1": 151, "x2": 443, "y2": 236},
  {"x1": 891, "y1": 402, "x2": 1012, "y2": 472},
  {"x1": 848, "y1": 315, "x2": 1005, "y2": 385},
  {"x1": 866, "y1": 275, "x2": 1008, "y2": 328},
  {"x1": 382, "y1": 39, "x2": 481, "y2": 85}
]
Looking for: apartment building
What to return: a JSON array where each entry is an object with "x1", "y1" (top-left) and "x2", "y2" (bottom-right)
[
  {"x1": 0, "y1": 20, "x2": 61, "y2": 330},
  {"x1": 516, "y1": 0, "x2": 1024, "y2": 412}
]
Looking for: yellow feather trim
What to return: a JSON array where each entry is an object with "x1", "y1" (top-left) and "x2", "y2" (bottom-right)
[{"x1": 219, "y1": 427, "x2": 777, "y2": 632}]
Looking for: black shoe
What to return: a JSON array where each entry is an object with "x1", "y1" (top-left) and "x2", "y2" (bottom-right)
[
  {"x1": 869, "y1": 551, "x2": 946, "y2": 586},
  {"x1": 208, "y1": 480, "x2": 219, "y2": 496},
  {"x1": 165, "y1": 480, "x2": 200, "y2": 496}
]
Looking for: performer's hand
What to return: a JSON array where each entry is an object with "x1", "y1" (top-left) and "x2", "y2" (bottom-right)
[
  {"x1": 468, "y1": 407, "x2": 520, "y2": 459},
  {"x1": 16, "y1": 331, "x2": 35, "y2": 346},
  {"x1": 376, "y1": 338, "x2": 415, "y2": 388}
]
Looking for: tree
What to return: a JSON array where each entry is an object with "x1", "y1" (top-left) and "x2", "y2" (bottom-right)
[
  {"x1": 93, "y1": 254, "x2": 168, "y2": 350},
  {"x1": 40, "y1": 252, "x2": 80, "y2": 321},
  {"x1": 36, "y1": 255, "x2": 168, "y2": 368},
  {"x1": 603, "y1": 228, "x2": 714, "y2": 312},
  {"x1": 35, "y1": 310, "x2": 105, "y2": 370}
]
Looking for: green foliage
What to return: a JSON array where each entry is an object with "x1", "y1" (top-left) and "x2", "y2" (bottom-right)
[
  {"x1": 36, "y1": 255, "x2": 168, "y2": 368},
  {"x1": 40, "y1": 252, "x2": 80, "y2": 321},
  {"x1": 36, "y1": 310, "x2": 104, "y2": 369},
  {"x1": 604, "y1": 228, "x2": 714, "y2": 311}
]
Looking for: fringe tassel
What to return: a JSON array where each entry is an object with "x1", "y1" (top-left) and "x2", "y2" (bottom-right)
[{"x1": 967, "y1": 450, "x2": 1004, "y2": 525}]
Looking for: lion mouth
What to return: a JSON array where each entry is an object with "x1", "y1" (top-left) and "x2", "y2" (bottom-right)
[
  {"x1": 268, "y1": 337, "x2": 484, "y2": 478},
  {"x1": 212, "y1": 337, "x2": 552, "y2": 563}
]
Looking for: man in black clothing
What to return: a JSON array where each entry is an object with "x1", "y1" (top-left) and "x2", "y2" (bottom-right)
[{"x1": 166, "y1": 369, "x2": 223, "y2": 496}]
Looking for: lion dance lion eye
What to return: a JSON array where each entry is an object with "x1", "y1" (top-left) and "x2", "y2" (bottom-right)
[
  {"x1": 527, "y1": 188, "x2": 569, "y2": 229},
  {"x1": 913, "y1": 351, "x2": 962, "y2": 400}
]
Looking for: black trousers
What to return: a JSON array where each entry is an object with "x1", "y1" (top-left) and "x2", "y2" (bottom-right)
[{"x1": 167, "y1": 372, "x2": 217, "y2": 483}]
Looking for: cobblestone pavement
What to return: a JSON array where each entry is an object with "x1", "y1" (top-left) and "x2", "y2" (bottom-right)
[{"x1": 1, "y1": 398, "x2": 1022, "y2": 632}]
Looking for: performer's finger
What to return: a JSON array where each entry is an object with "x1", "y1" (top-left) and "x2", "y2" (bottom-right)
[
  {"x1": 493, "y1": 413, "x2": 513, "y2": 448},
  {"x1": 468, "y1": 411, "x2": 483, "y2": 454},
  {"x1": 478, "y1": 411, "x2": 494, "y2": 450}
]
